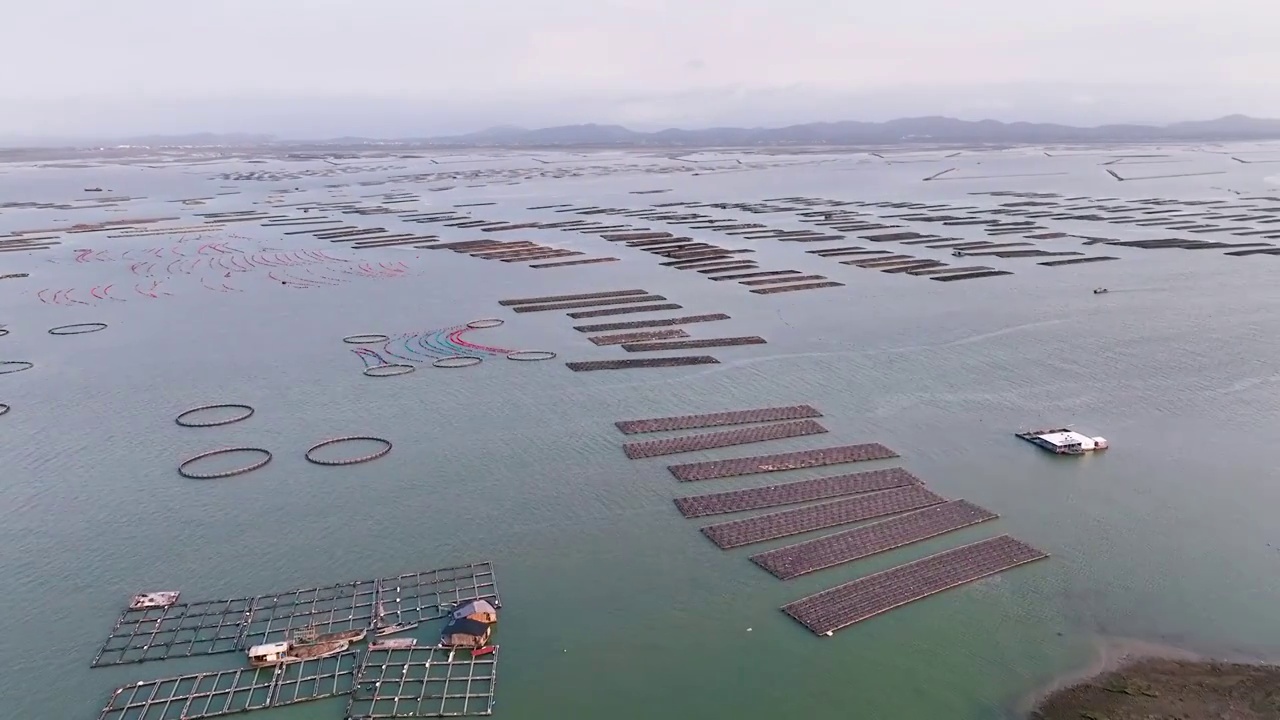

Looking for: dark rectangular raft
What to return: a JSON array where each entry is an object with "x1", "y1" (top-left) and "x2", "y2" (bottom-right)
[
  {"x1": 511, "y1": 294, "x2": 666, "y2": 313},
  {"x1": 781, "y1": 535, "x2": 1049, "y2": 635},
  {"x1": 532, "y1": 256, "x2": 619, "y2": 268},
  {"x1": 498, "y1": 289, "x2": 647, "y2": 306},
  {"x1": 930, "y1": 270, "x2": 1013, "y2": 282},
  {"x1": 700, "y1": 485, "x2": 946, "y2": 549},
  {"x1": 674, "y1": 467, "x2": 923, "y2": 518},
  {"x1": 617, "y1": 404, "x2": 822, "y2": 434},
  {"x1": 751, "y1": 500, "x2": 999, "y2": 579},
  {"x1": 669, "y1": 442, "x2": 899, "y2": 482},
  {"x1": 573, "y1": 313, "x2": 731, "y2": 333},
  {"x1": 565, "y1": 356, "x2": 720, "y2": 371},
  {"x1": 1038, "y1": 256, "x2": 1120, "y2": 266},
  {"x1": 750, "y1": 281, "x2": 846, "y2": 294},
  {"x1": 589, "y1": 328, "x2": 690, "y2": 346},
  {"x1": 568, "y1": 303, "x2": 684, "y2": 319},
  {"x1": 621, "y1": 335, "x2": 767, "y2": 352},
  {"x1": 623, "y1": 419, "x2": 828, "y2": 459}
]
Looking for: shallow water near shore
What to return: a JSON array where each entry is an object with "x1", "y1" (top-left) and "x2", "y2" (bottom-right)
[{"x1": 3, "y1": 145, "x2": 1280, "y2": 719}]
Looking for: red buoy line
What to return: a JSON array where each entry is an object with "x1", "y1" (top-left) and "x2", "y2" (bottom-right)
[{"x1": 39, "y1": 242, "x2": 413, "y2": 305}]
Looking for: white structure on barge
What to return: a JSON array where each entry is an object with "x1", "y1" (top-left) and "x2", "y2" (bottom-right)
[{"x1": 1015, "y1": 428, "x2": 1109, "y2": 455}]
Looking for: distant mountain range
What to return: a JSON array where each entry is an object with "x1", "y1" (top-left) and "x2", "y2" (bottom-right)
[
  {"x1": 425, "y1": 115, "x2": 1280, "y2": 147},
  {"x1": 9, "y1": 115, "x2": 1280, "y2": 149}
]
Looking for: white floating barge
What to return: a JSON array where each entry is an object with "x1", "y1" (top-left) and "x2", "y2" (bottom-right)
[{"x1": 1015, "y1": 428, "x2": 1108, "y2": 455}]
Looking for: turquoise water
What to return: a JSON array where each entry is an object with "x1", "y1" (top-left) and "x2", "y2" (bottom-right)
[{"x1": 3, "y1": 146, "x2": 1280, "y2": 719}]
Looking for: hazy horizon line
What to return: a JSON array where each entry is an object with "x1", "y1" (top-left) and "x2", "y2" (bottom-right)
[{"x1": 3, "y1": 111, "x2": 1276, "y2": 147}]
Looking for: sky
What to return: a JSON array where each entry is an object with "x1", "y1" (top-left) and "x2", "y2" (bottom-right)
[{"x1": 2, "y1": 0, "x2": 1279, "y2": 138}]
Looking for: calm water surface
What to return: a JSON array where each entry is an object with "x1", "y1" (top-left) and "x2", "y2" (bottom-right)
[{"x1": 3, "y1": 147, "x2": 1280, "y2": 719}]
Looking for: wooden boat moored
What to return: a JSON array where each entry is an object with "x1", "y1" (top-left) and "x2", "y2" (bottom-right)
[
  {"x1": 374, "y1": 622, "x2": 419, "y2": 637},
  {"x1": 247, "y1": 639, "x2": 350, "y2": 667},
  {"x1": 369, "y1": 638, "x2": 417, "y2": 650}
]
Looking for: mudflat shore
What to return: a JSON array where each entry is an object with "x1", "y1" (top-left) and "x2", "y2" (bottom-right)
[{"x1": 1031, "y1": 657, "x2": 1280, "y2": 719}]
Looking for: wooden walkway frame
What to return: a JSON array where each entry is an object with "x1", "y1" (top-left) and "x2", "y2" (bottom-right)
[
  {"x1": 92, "y1": 563, "x2": 499, "y2": 668},
  {"x1": 781, "y1": 535, "x2": 1049, "y2": 635},
  {"x1": 346, "y1": 646, "x2": 498, "y2": 718},
  {"x1": 97, "y1": 650, "x2": 360, "y2": 720}
]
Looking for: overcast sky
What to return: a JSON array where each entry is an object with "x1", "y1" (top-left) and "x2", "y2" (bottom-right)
[{"x1": 3, "y1": 0, "x2": 1279, "y2": 138}]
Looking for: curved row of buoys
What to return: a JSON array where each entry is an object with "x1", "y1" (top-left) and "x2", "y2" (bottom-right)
[
  {"x1": 347, "y1": 319, "x2": 555, "y2": 373},
  {"x1": 40, "y1": 240, "x2": 410, "y2": 305}
]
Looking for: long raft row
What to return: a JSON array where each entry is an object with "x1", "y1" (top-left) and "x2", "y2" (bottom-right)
[
  {"x1": 617, "y1": 404, "x2": 823, "y2": 434},
  {"x1": 751, "y1": 500, "x2": 999, "y2": 579},
  {"x1": 497, "y1": 287, "x2": 761, "y2": 371},
  {"x1": 673, "y1": 467, "x2": 923, "y2": 518},
  {"x1": 669, "y1": 442, "x2": 900, "y2": 481},
  {"x1": 781, "y1": 535, "x2": 1049, "y2": 635},
  {"x1": 623, "y1": 419, "x2": 828, "y2": 459},
  {"x1": 700, "y1": 485, "x2": 946, "y2": 549},
  {"x1": 566, "y1": 356, "x2": 720, "y2": 371}
]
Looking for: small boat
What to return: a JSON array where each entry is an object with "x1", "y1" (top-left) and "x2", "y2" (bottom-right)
[
  {"x1": 374, "y1": 622, "x2": 419, "y2": 637},
  {"x1": 952, "y1": 250, "x2": 966, "y2": 257},
  {"x1": 247, "y1": 639, "x2": 350, "y2": 667},
  {"x1": 129, "y1": 591, "x2": 181, "y2": 610},
  {"x1": 315, "y1": 628, "x2": 367, "y2": 644},
  {"x1": 369, "y1": 638, "x2": 417, "y2": 650},
  {"x1": 471, "y1": 646, "x2": 497, "y2": 657},
  {"x1": 1093, "y1": 288, "x2": 1108, "y2": 294}
]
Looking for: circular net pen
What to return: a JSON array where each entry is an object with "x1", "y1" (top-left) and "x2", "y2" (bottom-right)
[
  {"x1": 175, "y1": 403, "x2": 255, "y2": 428},
  {"x1": 305, "y1": 436, "x2": 392, "y2": 466},
  {"x1": 48, "y1": 322, "x2": 109, "y2": 335},
  {"x1": 0, "y1": 361, "x2": 34, "y2": 375},
  {"x1": 433, "y1": 356, "x2": 482, "y2": 368},
  {"x1": 364, "y1": 364, "x2": 416, "y2": 377},
  {"x1": 343, "y1": 334, "x2": 391, "y2": 345},
  {"x1": 179, "y1": 447, "x2": 273, "y2": 479},
  {"x1": 466, "y1": 318, "x2": 505, "y2": 329},
  {"x1": 506, "y1": 350, "x2": 557, "y2": 361}
]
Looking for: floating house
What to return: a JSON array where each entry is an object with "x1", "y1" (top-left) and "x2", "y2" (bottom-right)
[
  {"x1": 450, "y1": 599, "x2": 498, "y2": 624},
  {"x1": 440, "y1": 600, "x2": 498, "y2": 649},
  {"x1": 1015, "y1": 428, "x2": 1108, "y2": 455},
  {"x1": 440, "y1": 617, "x2": 493, "y2": 649}
]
